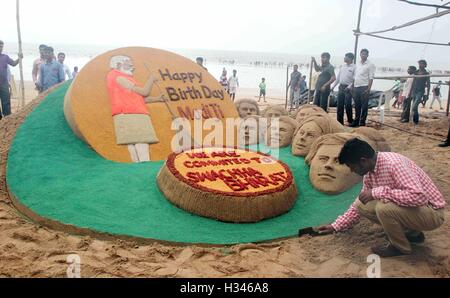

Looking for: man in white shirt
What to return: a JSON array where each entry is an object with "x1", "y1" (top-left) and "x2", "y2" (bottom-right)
[
  {"x1": 351, "y1": 49, "x2": 375, "y2": 127},
  {"x1": 332, "y1": 52, "x2": 356, "y2": 125},
  {"x1": 57, "y1": 52, "x2": 72, "y2": 80},
  {"x1": 400, "y1": 66, "x2": 417, "y2": 123},
  {"x1": 228, "y1": 69, "x2": 239, "y2": 101},
  {"x1": 32, "y1": 44, "x2": 47, "y2": 89}
]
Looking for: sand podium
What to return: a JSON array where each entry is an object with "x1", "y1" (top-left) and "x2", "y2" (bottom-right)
[{"x1": 157, "y1": 147, "x2": 297, "y2": 223}]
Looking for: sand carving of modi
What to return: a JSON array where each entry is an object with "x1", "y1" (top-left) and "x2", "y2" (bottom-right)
[
  {"x1": 291, "y1": 113, "x2": 346, "y2": 157},
  {"x1": 265, "y1": 116, "x2": 298, "y2": 148},
  {"x1": 351, "y1": 127, "x2": 391, "y2": 152},
  {"x1": 107, "y1": 55, "x2": 164, "y2": 162},
  {"x1": 305, "y1": 133, "x2": 376, "y2": 195}
]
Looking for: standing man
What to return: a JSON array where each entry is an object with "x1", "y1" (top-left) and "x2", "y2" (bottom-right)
[
  {"x1": 317, "y1": 138, "x2": 446, "y2": 257},
  {"x1": 400, "y1": 66, "x2": 417, "y2": 123},
  {"x1": 32, "y1": 44, "x2": 47, "y2": 90},
  {"x1": 228, "y1": 69, "x2": 239, "y2": 101},
  {"x1": 429, "y1": 81, "x2": 443, "y2": 110},
  {"x1": 196, "y1": 57, "x2": 208, "y2": 71},
  {"x1": 332, "y1": 52, "x2": 356, "y2": 125},
  {"x1": 57, "y1": 52, "x2": 73, "y2": 80},
  {"x1": 0, "y1": 40, "x2": 23, "y2": 120},
  {"x1": 351, "y1": 49, "x2": 375, "y2": 127},
  {"x1": 300, "y1": 75, "x2": 307, "y2": 95},
  {"x1": 37, "y1": 47, "x2": 65, "y2": 92},
  {"x1": 311, "y1": 53, "x2": 336, "y2": 112},
  {"x1": 411, "y1": 60, "x2": 430, "y2": 125},
  {"x1": 287, "y1": 65, "x2": 302, "y2": 110}
]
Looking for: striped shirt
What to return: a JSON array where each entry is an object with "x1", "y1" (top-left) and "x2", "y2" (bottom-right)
[{"x1": 332, "y1": 152, "x2": 446, "y2": 231}]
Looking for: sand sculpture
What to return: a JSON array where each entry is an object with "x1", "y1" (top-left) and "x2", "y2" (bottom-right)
[
  {"x1": 265, "y1": 116, "x2": 298, "y2": 148},
  {"x1": 235, "y1": 99, "x2": 260, "y2": 118},
  {"x1": 238, "y1": 115, "x2": 265, "y2": 147},
  {"x1": 291, "y1": 114, "x2": 345, "y2": 156},
  {"x1": 305, "y1": 133, "x2": 375, "y2": 194},
  {"x1": 294, "y1": 104, "x2": 327, "y2": 123},
  {"x1": 261, "y1": 105, "x2": 288, "y2": 119},
  {"x1": 351, "y1": 127, "x2": 391, "y2": 152},
  {"x1": 64, "y1": 47, "x2": 239, "y2": 162},
  {"x1": 157, "y1": 147, "x2": 298, "y2": 222}
]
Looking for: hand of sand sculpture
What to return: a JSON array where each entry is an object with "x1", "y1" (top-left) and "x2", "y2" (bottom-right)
[
  {"x1": 265, "y1": 116, "x2": 297, "y2": 148},
  {"x1": 291, "y1": 114, "x2": 345, "y2": 157},
  {"x1": 350, "y1": 127, "x2": 391, "y2": 152},
  {"x1": 294, "y1": 104, "x2": 327, "y2": 123},
  {"x1": 235, "y1": 99, "x2": 260, "y2": 118},
  {"x1": 261, "y1": 105, "x2": 288, "y2": 119},
  {"x1": 305, "y1": 133, "x2": 376, "y2": 195}
]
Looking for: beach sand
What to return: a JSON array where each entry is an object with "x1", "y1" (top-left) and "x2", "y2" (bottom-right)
[{"x1": 0, "y1": 83, "x2": 449, "y2": 277}]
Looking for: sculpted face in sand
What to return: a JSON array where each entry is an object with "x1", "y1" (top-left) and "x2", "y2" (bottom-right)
[
  {"x1": 309, "y1": 144, "x2": 361, "y2": 194},
  {"x1": 266, "y1": 116, "x2": 297, "y2": 148},
  {"x1": 235, "y1": 99, "x2": 260, "y2": 118},
  {"x1": 306, "y1": 133, "x2": 374, "y2": 194},
  {"x1": 351, "y1": 127, "x2": 391, "y2": 152},
  {"x1": 295, "y1": 105, "x2": 326, "y2": 123},
  {"x1": 291, "y1": 121, "x2": 321, "y2": 156},
  {"x1": 262, "y1": 105, "x2": 288, "y2": 119},
  {"x1": 239, "y1": 115, "x2": 263, "y2": 146},
  {"x1": 291, "y1": 114, "x2": 345, "y2": 156}
]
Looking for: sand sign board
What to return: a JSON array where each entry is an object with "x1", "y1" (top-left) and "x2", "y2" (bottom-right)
[{"x1": 64, "y1": 47, "x2": 239, "y2": 162}]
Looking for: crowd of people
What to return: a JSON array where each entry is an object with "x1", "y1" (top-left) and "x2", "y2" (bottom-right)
[
  {"x1": 32, "y1": 44, "x2": 77, "y2": 93},
  {"x1": 0, "y1": 41, "x2": 79, "y2": 120}
]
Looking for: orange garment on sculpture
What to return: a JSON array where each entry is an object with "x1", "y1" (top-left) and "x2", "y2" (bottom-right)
[{"x1": 107, "y1": 69, "x2": 149, "y2": 116}]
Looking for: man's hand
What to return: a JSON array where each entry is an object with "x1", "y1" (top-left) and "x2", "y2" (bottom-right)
[
  {"x1": 317, "y1": 224, "x2": 335, "y2": 235},
  {"x1": 359, "y1": 190, "x2": 374, "y2": 205},
  {"x1": 320, "y1": 85, "x2": 327, "y2": 92},
  {"x1": 363, "y1": 89, "x2": 371, "y2": 97},
  {"x1": 18, "y1": 52, "x2": 24, "y2": 59}
]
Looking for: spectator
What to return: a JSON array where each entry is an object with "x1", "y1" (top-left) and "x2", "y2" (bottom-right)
[
  {"x1": 228, "y1": 69, "x2": 239, "y2": 101},
  {"x1": 57, "y1": 52, "x2": 72, "y2": 79},
  {"x1": 429, "y1": 81, "x2": 443, "y2": 110},
  {"x1": 300, "y1": 75, "x2": 307, "y2": 94},
  {"x1": 258, "y1": 78, "x2": 267, "y2": 103},
  {"x1": 37, "y1": 47, "x2": 65, "y2": 92},
  {"x1": 400, "y1": 66, "x2": 417, "y2": 123},
  {"x1": 287, "y1": 65, "x2": 302, "y2": 110},
  {"x1": 411, "y1": 60, "x2": 430, "y2": 125},
  {"x1": 332, "y1": 52, "x2": 356, "y2": 125},
  {"x1": 32, "y1": 44, "x2": 47, "y2": 89},
  {"x1": 196, "y1": 57, "x2": 208, "y2": 71},
  {"x1": 72, "y1": 66, "x2": 79, "y2": 78},
  {"x1": 351, "y1": 49, "x2": 375, "y2": 127},
  {"x1": 312, "y1": 53, "x2": 336, "y2": 112},
  {"x1": 0, "y1": 40, "x2": 23, "y2": 119},
  {"x1": 219, "y1": 69, "x2": 228, "y2": 93}
]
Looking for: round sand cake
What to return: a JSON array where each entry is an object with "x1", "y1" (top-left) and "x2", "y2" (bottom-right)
[{"x1": 157, "y1": 147, "x2": 298, "y2": 223}]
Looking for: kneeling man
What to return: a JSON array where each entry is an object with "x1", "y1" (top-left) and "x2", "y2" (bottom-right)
[{"x1": 318, "y1": 138, "x2": 446, "y2": 257}]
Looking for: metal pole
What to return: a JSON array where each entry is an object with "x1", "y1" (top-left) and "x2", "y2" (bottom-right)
[
  {"x1": 446, "y1": 78, "x2": 450, "y2": 117},
  {"x1": 16, "y1": 0, "x2": 25, "y2": 110},
  {"x1": 285, "y1": 65, "x2": 289, "y2": 110},
  {"x1": 354, "y1": 0, "x2": 364, "y2": 59}
]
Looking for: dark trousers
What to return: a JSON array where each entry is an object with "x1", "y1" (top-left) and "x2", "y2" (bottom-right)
[
  {"x1": 353, "y1": 86, "x2": 369, "y2": 126},
  {"x1": 337, "y1": 84, "x2": 353, "y2": 125},
  {"x1": 0, "y1": 85, "x2": 11, "y2": 119},
  {"x1": 401, "y1": 97, "x2": 412, "y2": 122},
  {"x1": 412, "y1": 91, "x2": 424, "y2": 124},
  {"x1": 314, "y1": 88, "x2": 331, "y2": 112}
]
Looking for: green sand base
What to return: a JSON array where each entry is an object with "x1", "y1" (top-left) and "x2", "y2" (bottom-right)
[{"x1": 6, "y1": 82, "x2": 361, "y2": 245}]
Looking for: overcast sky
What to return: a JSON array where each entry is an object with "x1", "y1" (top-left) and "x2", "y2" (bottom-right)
[{"x1": 1, "y1": 0, "x2": 449, "y2": 64}]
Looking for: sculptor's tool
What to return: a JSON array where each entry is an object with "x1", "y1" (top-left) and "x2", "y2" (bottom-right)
[{"x1": 298, "y1": 227, "x2": 328, "y2": 237}]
